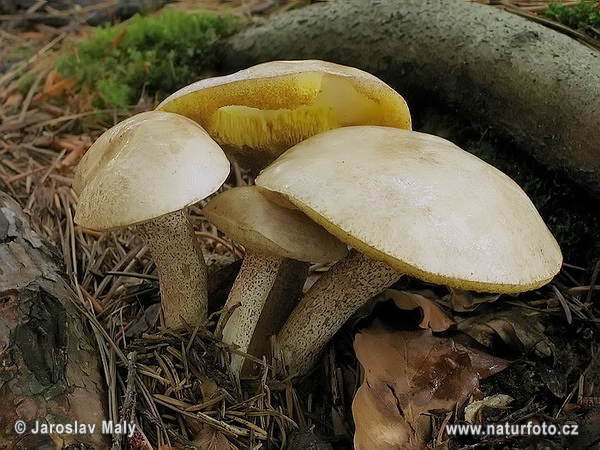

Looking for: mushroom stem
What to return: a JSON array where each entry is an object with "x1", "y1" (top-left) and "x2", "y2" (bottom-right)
[
  {"x1": 277, "y1": 250, "x2": 402, "y2": 375},
  {"x1": 244, "y1": 260, "x2": 309, "y2": 374},
  {"x1": 219, "y1": 250, "x2": 283, "y2": 376},
  {"x1": 137, "y1": 209, "x2": 208, "y2": 329}
]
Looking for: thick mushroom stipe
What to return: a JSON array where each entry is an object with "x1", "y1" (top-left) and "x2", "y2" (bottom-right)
[
  {"x1": 278, "y1": 250, "x2": 401, "y2": 375},
  {"x1": 245, "y1": 259, "x2": 308, "y2": 370},
  {"x1": 138, "y1": 210, "x2": 208, "y2": 329},
  {"x1": 219, "y1": 250, "x2": 283, "y2": 376}
]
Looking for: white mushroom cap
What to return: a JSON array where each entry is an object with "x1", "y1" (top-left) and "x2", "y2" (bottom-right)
[
  {"x1": 256, "y1": 126, "x2": 562, "y2": 293},
  {"x1": 74, "y1": 111, "x2": 230, "y2": 231},
  {"x1": 157, "y1": 60, "x2": 411, "y2": 170},
  {"x1": 203, "y1": 186, "x2": 347, "y2": 264}
]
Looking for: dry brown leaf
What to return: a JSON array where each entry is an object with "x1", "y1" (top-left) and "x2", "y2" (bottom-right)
[
  {"x1": 353, "y1": 379, "x2": 426, "y2": 450},
  {"x1": 383, "y1": 289, "x2": 455, "y2": 332},
  {"x1": 449, "y1": 287, "x2": 501, "y2": 312},
  {"x1": 464, "y1": 345, "x2": 511, "y2": 380},
  {"x1": 352, "y1": 320, "x2": 509, "y2": 449},
  {"x1": 199, "y1": 377, "x2": 220, "y2": 400},
  {"x1": 456, "y1": 308, "x2": 554, "y2": 357},
  {"x1": 182, "y1": 377, "x2": 222, "y2": 436},
  {"x1": 130, "y1": 425, "x2": 153, "y2": 449},
  {"x1": 193, "y1": 426, "x2": 234, "y2": 450}
]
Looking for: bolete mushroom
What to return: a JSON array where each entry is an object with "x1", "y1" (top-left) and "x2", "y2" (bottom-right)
[
  {"x1": 73, "y1": 111, "x2": 230, "y2": 328},
  {"x1": 202, "y1": 186, "x2": 347, "y2": 376},
  {"x1": 256, "y1": 126, "x2": 563, "y2": 375},
  {"x1": 157, "y1": 60, "x2": 411, "y2": 172}
]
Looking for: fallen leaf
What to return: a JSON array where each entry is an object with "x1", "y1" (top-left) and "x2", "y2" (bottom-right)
[
  {"x1": 449, "y1": 287, "x2": 501, "y2": 312},
  {"x1": 125, "y1": 303, "x2": 160, "y2": 339},
  {"x1": 353, "y1": 379, "x2": 426, "y2": 450},
  {"x1": 129, "y1": 425, "x2": 153, "y2": 449},
  {"x1": 456, "y1": 308, "x2": 554, "y2": 358},
  {"x1": 352, "y1": 320, "x2": 508, "y2": 449},
  {"x1": 183, "y1": 377, "x2": 221, "y2": 436},
  {"x1": 464, "y1": 394, "x2": 513, "y2": 424},
  {"x1": 382, "y1": 289, "x2": 455, "y2": 332},
  {"x1": 193, "y1": 426, "x2": 234, "y2": 450},
  {"x1": 463, "y1": 345, "x2": 511, "y2": 380},
  {"x1": 200, "y1": 377, "x2": 220, "y2": 400}
]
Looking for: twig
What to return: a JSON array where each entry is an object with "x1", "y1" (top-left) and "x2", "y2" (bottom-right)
[
  {"x1": 552, "y1": 285, "x2": 573, "y2": 324},
  {"x1": 105, "y1": 271, "x2": 159, "y2": 281},
  {"x1": 0, "y1": 32, "x2": 66, "y2": 89}
]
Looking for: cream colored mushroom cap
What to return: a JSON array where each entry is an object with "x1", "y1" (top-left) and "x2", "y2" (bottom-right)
[
  {"x1": 74, "y1": 111, "x2": 230, "y2": 231},
  {"x1": 157, "y1": 60, "x2": 411, "y2": 170},
  {"x1": 203, "y1": 186, "x2": 347, "y2": 264},
  {"x1": 256, "y1": 126, "x2": 562, "y2": 293}
]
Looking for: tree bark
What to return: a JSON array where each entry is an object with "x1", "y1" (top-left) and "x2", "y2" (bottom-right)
[
  {"x1": 0, "y1": 192, "x2": 108, "y2": 449},
  {"x1": 220, "y1": 0, "x2": 600, "y2": 197}
]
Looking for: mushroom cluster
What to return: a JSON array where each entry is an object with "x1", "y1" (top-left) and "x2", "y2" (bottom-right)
[
  {"x1": 256, "y1": 126, "x2": 562, "y2": 374},
  {"x1": 203, "y1": 186, "x2": 346, "y2": 377},
  {"x1": 74, "y1": 60, "x2": 562, "y2": 382}
]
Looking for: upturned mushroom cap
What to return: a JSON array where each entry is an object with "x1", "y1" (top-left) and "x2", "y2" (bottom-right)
[
  {"x1": 157, "y1": 60, "x2": 411, "y2": 170},
  {"x1": 256, "y1": 126, "x2": 562, "y2": 293},
  {"x1": 203, "y1": 186, "x2": 347, "y2": 264},
  {"x1": 74, "y1": 111, "x2": 230, "y2": 231}
]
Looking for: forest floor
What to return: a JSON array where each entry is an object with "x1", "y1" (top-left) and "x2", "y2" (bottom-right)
[{"x1": 1, "y1": 1, "x2": 599, "y2": 449}]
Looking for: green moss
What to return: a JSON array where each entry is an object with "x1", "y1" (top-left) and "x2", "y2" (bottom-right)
[
  {"x1": 56, "y1": 9, "x2": 240, "y2": 108},
  {"x1": 542, "y1": 1, "x2": 600, "y2": 30}
]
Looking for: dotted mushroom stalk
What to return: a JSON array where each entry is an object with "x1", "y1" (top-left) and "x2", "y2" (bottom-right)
[
  {"x1": 137, "y1": 209, "x2": 208, "y2": 329},
  {"x1": 246, "y1": 259, "x2": 309, "y2": 370},
  {"x1": 219, "y1": 250, "x2": 283, "y2": 378},
  {"x1": 277, "y1": 250, "x2": 402, "y2": 376}
]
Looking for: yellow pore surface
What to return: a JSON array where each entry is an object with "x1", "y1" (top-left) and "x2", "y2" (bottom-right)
[
  {"x1": 157, "y1": 60, "x2": 411, "y2": 169},
  {"x1": 256, "y1": 126, "x2": 563, "y2": 293}
]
